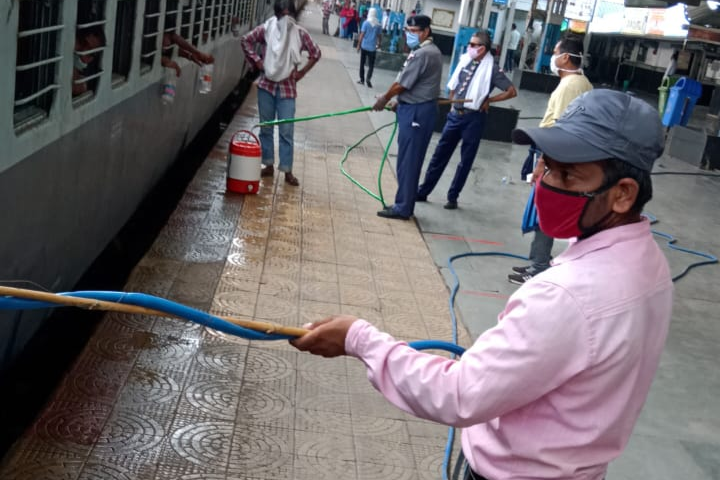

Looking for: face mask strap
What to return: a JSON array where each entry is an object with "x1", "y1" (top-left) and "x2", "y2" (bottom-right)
[
  {"x1": 539, "y1": 179, "x2": 610, "y2": 199},
  {"x1": 554, "y1": 52, "x2": 583, "y2": 72},
  {"x1": 576, "y1": 180, "x2": 619, "y2": 239}
]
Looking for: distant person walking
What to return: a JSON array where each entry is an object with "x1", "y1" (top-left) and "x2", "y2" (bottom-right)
[
  {"x1": 241, "y1": 0, "x2": 322, "y2": 186},
  {"x1": 372, "y1": 15, "x2": 442, "y2": 220},
  {"x1": 509, "y1": 36, "x2": 593, "y2": 285},
  {"x1": 382, "y1": 8, "x2": 390, "y2": 32},
  {"x1": 416, "y1": 31, "x2": 516, "y2": 210},
  {"x1": 321, "y1": 0, "x2": 332, "y2": 35},
  {"x1": 505, "y1": 23, "x2": 521, "y2": 73},
  {"x1": 357, "y1": 8, "x2": 382, "y2": 87}
]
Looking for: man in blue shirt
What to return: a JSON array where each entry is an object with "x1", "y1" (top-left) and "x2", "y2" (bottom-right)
[
  {"x1": 357, "y1": 8, "x2": 383, "y2": 87},
  {"x1": 417, "y1": 31, "x2": 517, "y2": 209}
]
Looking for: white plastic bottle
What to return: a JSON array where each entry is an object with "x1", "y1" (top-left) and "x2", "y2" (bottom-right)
[
  {"x1": 161, "y1": 68, "x2": 177, "y2": 104},
  {"x1": 198, "y1": 63, "x2": 214, "y2": 94}
]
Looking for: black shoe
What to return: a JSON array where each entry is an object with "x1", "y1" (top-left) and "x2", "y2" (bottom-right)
[
  {"x1": 377, "y1": 207, "x2": 409, "y2": 220},
  {"x1": 416, "y1": 194, "x2": 427, "y2": 202},
  {"x1": 367, "y1": 80, "x2": 373, "y2": 88},
  {"x1": 443, "y1": 201, "x2": 458, "y2": 210},
  {"x1": 357, "y1": 80, "x2": 364, "y2": 85},
  {"x1": 508, "y1": 272, "x2": 534, "y2": 285},
  {"x1": 512, "y1": 265, "x2": 531, "y2": 274}
]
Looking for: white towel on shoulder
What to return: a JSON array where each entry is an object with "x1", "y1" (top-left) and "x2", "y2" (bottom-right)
[
  {"x1": 447, "y1": 53, "x2": 494, "y2": 111},
  {"x1": 263, "y1": 15, "x2": 303, "y2": 82}
]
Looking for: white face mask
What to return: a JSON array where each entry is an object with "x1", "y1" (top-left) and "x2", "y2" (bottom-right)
[
  {"x1": 74, "y1": 54, "x2": 89, "y2": 72},
  {"x1": 467, "y1": 46, "x2": 482, "y2": 60},
  {"x1": 550, "y1": 53, "x2": 583, "y2": 76}
]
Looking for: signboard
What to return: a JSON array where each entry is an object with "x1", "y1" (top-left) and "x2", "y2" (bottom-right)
[
  {"x1": 622, "y1": 8, "x2": 648, "y2": 35},
  {"x1": 564, "y1": 0, "x2": 595, "y2": 22},
  {"x1": 589, "y1": 0, "x2": 625, "y2": 34},
  {"x1": 645, "y1": 9, "x2": 665, "y2": 36},
  {"x1": 589, "y1": 0, "x2": 688, "y2": 38}
]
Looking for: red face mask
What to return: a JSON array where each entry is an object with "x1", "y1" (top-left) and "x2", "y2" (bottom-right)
[{"x1": 534, "y1": 177, "x2": 614, "y2": 239}]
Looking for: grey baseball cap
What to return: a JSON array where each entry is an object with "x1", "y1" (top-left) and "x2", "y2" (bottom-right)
[{"x1": 512, "y1": 89, "x2": 665, "y2": 172}]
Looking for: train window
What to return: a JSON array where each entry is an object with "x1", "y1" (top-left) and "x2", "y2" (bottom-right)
[
  {"x1": 192, "y1": 1, "x2": 205, "y2": 46},
  {"x1": 140, "y1": 0, "x2": 161, "y2": 73},
  {"x1": 230, "y1": 0, "x2": 241, "y2": 34},
  {"x1": 240, "y1": 0, "x2": 248, "y2": 25},
  {"x1": 74, "y1": 0, "x2": 108, "y2": 103},
  {"x1": 242, "y1": 0, "x2": 253, "y2": 25},
  {"x1": 211, "y1": 0, "x2": 221, "y2": 39},
  {"x1": 163, "y1": 0, "x2": 180, "y2": 60},
  {"x1": 223, "y1": 1, "x2": 232, "y2": 35},
  {"x1": 14, "y1": 0, "x2": 63, "y2": 130},
  {"x1": 112, "y1": 0, "x2": 136, "y2": 86},
  {"x1": 165, "y1": 0, "x2": 180, "y2": 35},
  {"x1": 204, "y1": 0, "x2": 214, "y2": 43},
  {"x1": 180, "y1": 0, "x2": 195, "y2": 40}
]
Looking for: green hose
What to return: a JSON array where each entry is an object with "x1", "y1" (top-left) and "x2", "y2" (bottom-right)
[
  {"x1": 255, "y1": 106, "x2": 375, "y2": 127},
  {"x1": 339, "y1": 121, "x2": 397, "y2": 208},
  {"x1": 255, "y1": 105, "x2": 397, "y2": 208}
]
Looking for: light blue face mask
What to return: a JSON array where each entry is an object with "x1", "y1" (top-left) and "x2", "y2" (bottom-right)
[{"x1": 405, "y1": 31, "x2": 420, "y2": 49}]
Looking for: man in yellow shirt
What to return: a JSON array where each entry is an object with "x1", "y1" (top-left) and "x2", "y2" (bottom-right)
[{"x1": 509, "y1": 36, "x2": 593, "y2": 284}]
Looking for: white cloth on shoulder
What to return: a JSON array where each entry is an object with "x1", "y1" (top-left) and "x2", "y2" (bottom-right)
[
  {"x1": 263, "y1": 15, "x2": 303, "y2": 82},
  {"x1": 447, "y1": 52, "x2": 494, "y2": 111}
]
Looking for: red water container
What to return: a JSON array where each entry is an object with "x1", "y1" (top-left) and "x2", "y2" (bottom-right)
[{"x1": 227, "y1": 130, "x2": 261, "y2": 194}]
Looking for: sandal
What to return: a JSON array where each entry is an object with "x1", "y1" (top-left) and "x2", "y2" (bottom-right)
[
  {"x1": 284, "y1": 172, "x2": 299, "y2": 186},
  {"x1": 261, "y1": 165, "x2": 274, "y2": 177}
]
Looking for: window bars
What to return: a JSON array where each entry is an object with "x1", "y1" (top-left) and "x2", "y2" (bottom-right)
[
  {"x1": 14, "y1": 0, "x2": 64, "y2": 129},
  {"x1": 73, "y1": 0, "x2": 108, "y2": 101},
  {"x1": 141, "y1": 0, "x2": 162, "y2": 73},
  {"x1": 113, "y1": 0, "x2": 137, "y2": 85}
]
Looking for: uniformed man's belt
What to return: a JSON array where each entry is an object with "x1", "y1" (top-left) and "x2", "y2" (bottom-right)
[{"x1": 453, "y1": 107, "x2": 480, "y2": 115}]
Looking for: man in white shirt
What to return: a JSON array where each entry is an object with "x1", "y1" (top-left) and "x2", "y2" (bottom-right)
[
  {"x1": 416, "y1": 31, "x2": 516, "y2": 210},
  {"x1": 505, "y1": 23, "x2": 521, "y2": 73}
]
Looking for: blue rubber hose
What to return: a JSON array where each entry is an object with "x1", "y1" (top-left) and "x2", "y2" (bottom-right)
[{"x1": 0, "y1": 290, "x2": 295, "y2": 341}]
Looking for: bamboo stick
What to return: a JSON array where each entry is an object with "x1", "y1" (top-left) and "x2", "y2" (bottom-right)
[{"x1": 0, "y1": 286, "x2": 308, "y2": 338}]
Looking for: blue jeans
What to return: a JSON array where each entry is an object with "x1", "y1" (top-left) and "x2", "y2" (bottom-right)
[
  {"x1": 504, "y1": 49, "x2": 516, "y2": 72},
  {"x1": 257, "y1": 86, "x2": 296, "y2": 172},
  {"x1": 528, "y1": 228, "x2": 553, "y2": 273},
  {"x1": 392, "y1": 101, "x2": 437, "y2": 217},
  {"x1": 417, "y1": 109, "x2": 486, "y2": 202}
]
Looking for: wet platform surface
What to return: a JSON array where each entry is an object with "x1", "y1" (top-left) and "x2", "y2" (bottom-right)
[
  {"x1": 3, "y1": 2, "x2": 720, "y2": 479},
  {"x1": 0, "y1": 10, "x2": 470, "y2": 480}
]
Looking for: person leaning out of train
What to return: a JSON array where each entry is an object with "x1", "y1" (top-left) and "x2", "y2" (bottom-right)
[
  {"x1": 73, "y1": 27, "x2": 105, "y2": 97},
  {"x1": 162, "y1": 32, "x2": 215, "y2": 77}
]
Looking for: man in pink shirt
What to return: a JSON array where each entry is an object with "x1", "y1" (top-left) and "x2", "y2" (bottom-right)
[{"x1": 291, "y1": 90, "x2": 673, "y2": 480}]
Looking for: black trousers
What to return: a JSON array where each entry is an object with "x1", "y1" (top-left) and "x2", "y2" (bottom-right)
[
  {"x1": 463, "y1": 467, "x2": 490, "y2": 480},
  {"x1": 359, "y1": 48, "x2": 376, "y2": 82}
]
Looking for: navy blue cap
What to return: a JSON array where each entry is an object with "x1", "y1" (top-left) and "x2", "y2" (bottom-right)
[
  {"x1": 407, "y1": 15, "x2": 431, "y2": 29},
  {"x1": 512, "y1": 89, "x2": 665, "y2": 172}
]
